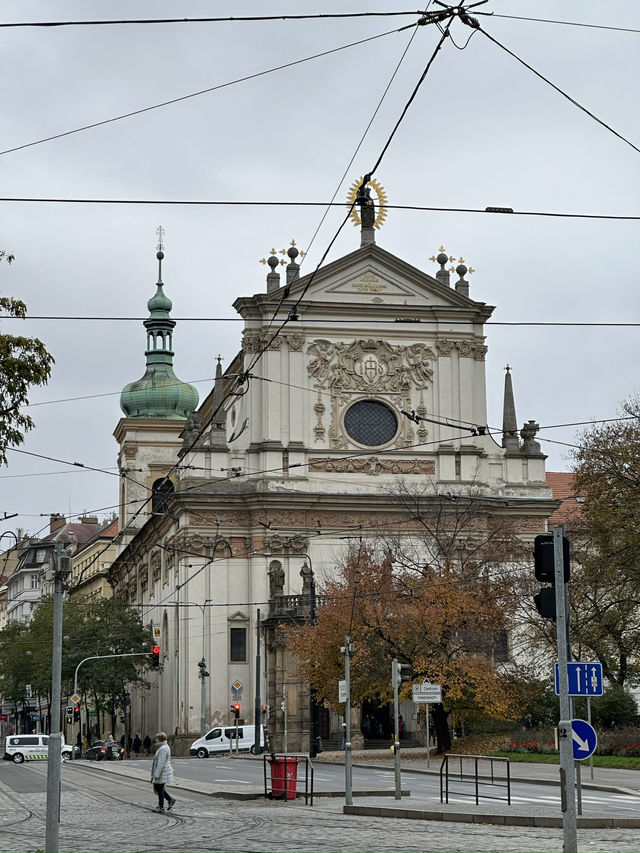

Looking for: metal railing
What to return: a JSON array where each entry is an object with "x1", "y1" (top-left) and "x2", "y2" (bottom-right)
[
  {"x1": 263, "y1": 753, "x2": 314, "y2": 805},
  {"x1": 440, "y1": 753, "x2": 511, "y2": 806}
]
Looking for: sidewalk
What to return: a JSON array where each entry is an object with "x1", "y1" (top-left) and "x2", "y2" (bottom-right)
[{"x1": 63, "y1": 750, "x2": 640, "y2": 829}]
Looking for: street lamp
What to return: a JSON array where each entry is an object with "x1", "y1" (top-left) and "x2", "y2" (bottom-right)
[{"x1": 178, "y1": 600, "x2": 211, "y2": 736}]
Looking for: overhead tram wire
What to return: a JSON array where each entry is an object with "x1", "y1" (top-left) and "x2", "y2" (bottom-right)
[
  {"x1": 0, "y1": 198, "x2": 637, "y2": 221},
  {"x1": 473, "y1": 12, "x2": 640, "y2": 35},
  {"x1": 467, "y1": 18, "x2": 640, "y2": 156},
  {"x1": 301, "y1": 1, "x2": 434, "y2": 260},
  {"x1": 0, "y1": 24, "x2": 417, "y2": 158},
  {"x1": 0, "y1": 11, "x2": 426, "y2": 28}
]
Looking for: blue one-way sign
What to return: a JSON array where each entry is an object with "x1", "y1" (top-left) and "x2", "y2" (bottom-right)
[
  {"x1": 571, "y1": 719, "x2": 598, "y2": 760},
  {"x1": 554, "y1": 662, "x2": 603, "y2": 696}
]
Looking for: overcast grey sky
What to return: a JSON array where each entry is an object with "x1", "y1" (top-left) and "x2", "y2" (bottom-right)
[{"x1": 1, "y1": 0, "x2": 639, "y2": 541}]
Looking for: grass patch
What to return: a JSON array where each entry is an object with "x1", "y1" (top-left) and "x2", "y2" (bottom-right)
[{"x1": 494, "y1": 751, "x2": 640, "y2": 770}]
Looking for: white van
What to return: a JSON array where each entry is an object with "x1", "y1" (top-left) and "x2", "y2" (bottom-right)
[
  {"x1": 190, "y1": 724, "x2": 265, "y2": 758},
  {"x1": 3, "y1": 734, "x2": 74, "y2": 764}
]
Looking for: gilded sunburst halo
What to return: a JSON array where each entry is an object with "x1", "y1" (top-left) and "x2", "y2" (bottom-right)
[{"x1": 346, "y1": 177, "x2": 388, "y2": 229}]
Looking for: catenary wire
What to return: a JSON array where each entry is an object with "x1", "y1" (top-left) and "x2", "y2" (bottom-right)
[
  {"x1": 0, "y1": 198, "x2": 636, "y2": 220},
  {"x1": 0, "y1": 11, "x2": 426, "y2": 28},
  {"x1": 473, "y1": 22, "x2": 640, "y2": 156},
  {"x1": 301, "y1": 2, "x2": 433, "y2": 260},
  {"x1": 473, "y1": 12, "x2": 640, "y2": 35},
  {"x1": 5, "y1": 316, "x2": 640, "y2": 326},
  {"x1": 0, "y1": 25, "x2": 413, "y2": 158}
]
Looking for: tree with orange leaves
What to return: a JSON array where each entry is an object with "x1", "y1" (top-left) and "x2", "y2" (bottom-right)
[{"x1": 286, "y1": 483, "x2": 531, "y2": 752}]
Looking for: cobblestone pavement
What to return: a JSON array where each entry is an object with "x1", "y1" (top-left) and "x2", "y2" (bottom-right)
[{"x1": 2, "y1": 782, "x2": 640, "y2": 852}]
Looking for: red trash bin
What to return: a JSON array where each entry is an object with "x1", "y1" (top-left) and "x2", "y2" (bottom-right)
[{"x1": 269, "y1": 756, "x2": 300, "y2": 800}]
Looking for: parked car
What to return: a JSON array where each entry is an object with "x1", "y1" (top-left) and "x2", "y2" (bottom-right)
[
  {"x1": 84, "y1": 740, "x2": 125, "y2": 761},
  {"x1": 3, "y1": 734, "x2": 77, "y2": 764},
  {"x1": 190, "y1": 724, "x2": 266, "y2": 757}
]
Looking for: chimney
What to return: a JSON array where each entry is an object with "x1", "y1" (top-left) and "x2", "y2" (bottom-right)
[
  {"x1": 80, "y1": 516, "x2": 99, "y2": 524},
  {"x1": 50, "y1": 514, "x2": 66, "y2": 534}
]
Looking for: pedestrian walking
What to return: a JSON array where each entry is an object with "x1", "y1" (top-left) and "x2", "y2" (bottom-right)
[
  {"x1": 133, "y1": 734, "x2": 141, "y2": 757},
  {"x1": 143, "y1": 734, "x2": 152, "y2": 756},
  {"x1": 150, "y1": 732, "x2": 176, "y2": 813}
]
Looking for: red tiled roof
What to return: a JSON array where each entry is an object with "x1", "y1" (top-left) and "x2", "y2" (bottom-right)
[{"x1": 546, "y1": 471, "x2": 584, "y2": 528}]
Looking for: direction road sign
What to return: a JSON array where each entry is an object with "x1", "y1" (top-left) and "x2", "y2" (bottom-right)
[
  {"x1": 571, "y1": 719, "x2": 598, "y2": 760},
  {"x1": 412, "y1": 683, "x2": 442, "y2": 703},
  {"x1": 554, "y1": 662, "x2": 603, "y2": 696}
]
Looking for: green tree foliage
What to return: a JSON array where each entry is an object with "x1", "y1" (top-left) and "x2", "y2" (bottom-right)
[
  {"x1": 568, "y1": 397, "x2": 640, "y2": 688},
  {"x1": 0, "y1": 596, "x2": 152, "y2": 733},
  {"x1": 0, "y1": 250, "x2": 54, "y2": 465}
]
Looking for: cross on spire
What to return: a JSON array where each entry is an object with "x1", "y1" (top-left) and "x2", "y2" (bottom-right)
[{"x1": 156, "y1": 225, "x2": 165, "y2": 252}]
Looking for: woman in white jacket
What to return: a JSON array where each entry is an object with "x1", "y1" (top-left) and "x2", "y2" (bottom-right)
[{"x1": 150, "y1": 732, "x2": 176, "y2": 813}]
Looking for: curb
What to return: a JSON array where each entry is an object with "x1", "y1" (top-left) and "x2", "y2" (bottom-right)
[{"x1": 343, "y1": 803, "x2": 640, "y2": 829}]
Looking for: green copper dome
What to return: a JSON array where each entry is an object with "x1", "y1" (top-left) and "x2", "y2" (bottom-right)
[{"x1": 120, "y1": 251, "x2": 199, "y2": 420}]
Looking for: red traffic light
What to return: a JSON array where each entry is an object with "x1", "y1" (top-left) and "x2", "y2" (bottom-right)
[
  {"x1": 151, "y1": 646, "x2": 160, "y2": 667},
  {"x1": 231, "y1": 703, "x2": 240, "y2": 719}
]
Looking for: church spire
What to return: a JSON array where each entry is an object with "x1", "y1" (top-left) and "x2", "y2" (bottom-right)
[
  {"x1": 119, "y1": 232, "x2": 199, "y2": 420},
  {"x1": 502, "y1": 364, "x2": 519, "y2": 452}
]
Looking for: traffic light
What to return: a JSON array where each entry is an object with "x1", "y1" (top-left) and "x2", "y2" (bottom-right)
[
  {"x1": 151, "y1": 646, "x2": 160, "y2": 667},
  {"x1": 395, "y1": 662, "x2": 411, "y2": 684},
  {"x1": 534, "y1": 534, "x2": 570, "y2": 583},
  {"x1": 231, "y1": 703, "x2": 240, "y2": 720},
  {"x1": 533, "y1": 586, "x2": 556, "y2": 620},
  {"x1": 73, "y1": 706, "x2": 80, "y2": 722}
]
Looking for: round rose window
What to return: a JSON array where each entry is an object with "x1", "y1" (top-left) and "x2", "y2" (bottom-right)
[{"x1": 344, "y1": 400, "x2": 398, "y2": 447}]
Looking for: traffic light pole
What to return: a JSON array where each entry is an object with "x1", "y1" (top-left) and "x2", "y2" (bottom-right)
[
  {"x1": 45, "y1": 543, "x2": 64, "y2": 853},
  {"x1": 343, "y1": 635, "x2": 352, "y2": 806},
  {"x1": 554, "y1": 524, "x2": 577, "y2": 853},
  {"x1": 392, "y1": 658, "x2": 401, "y2": 800}
]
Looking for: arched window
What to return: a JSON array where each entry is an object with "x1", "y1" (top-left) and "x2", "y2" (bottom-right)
[{"x1": 152, "y1": 478, "x2": 174, "y2": 514}]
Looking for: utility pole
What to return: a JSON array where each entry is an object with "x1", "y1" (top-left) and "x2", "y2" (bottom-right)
[
  {"x1": 308, "y1": 572, "x2": 317, "y2": 758},
  {"x1": 554, "y1": 525, "x2": 578, "y2": 853},
  {"x1": 342, "y1": 635, "x2": 353, "y2": 806},
  {"x1": 391, "y1": 659, "x2": 401, "y2": 800},
  {"x1": 254, "y1": 608, "x2": 261, "y2": 754},
  {"x1": 45, "y1": 542, "x2": 70, "y2": 853}
]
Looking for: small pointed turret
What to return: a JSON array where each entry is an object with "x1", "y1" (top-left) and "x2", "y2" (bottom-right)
[
  {"x1": 502, "y1": 364, "x2": 520, "y2": 452},
  {"x1": 120, "y1": 240, "x2": 199, "y2": 420}
]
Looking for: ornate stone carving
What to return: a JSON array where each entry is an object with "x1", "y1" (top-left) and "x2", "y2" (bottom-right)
[
  {"x1": 139, "y1": 565, "x2": 148, "y2": 592},
  {"x1": 520, "y1": 420, "x2": 542, "y2": 455},
  {"x1": 300, "y1": 562, "x2": 313, "y2": 593},
  {"x1": 284, "y1": 333, "x2": 304, "y2": 351},
  {"x1": 436, "y1": 339, "x2": 455, "y2": 356},
  {"x1": 456, "y1": 340, "x2": 475, "y2": 358},
  {"x1": 269, "y1": 560, "x2": 285, "y2": 597},
  {"x1": 150, "y1": 551, "x2": 161, "y2": 581},
  {"x1": 308, "y1": 457, "x2": 435, "y2": 475},
  {"x1": 307, "y1": 338, "x2": 434, "y2": 394},
  {"x1": 129, "y1": 580, "x2": 137, "y2": 600},
  {"x1": 313, "y1": 393, "x2": 326, "y2": 442},
  {"x1": 243, "y1": 330, "x2": 281, "y2": 353},
  {"x1": 263, "y1": 534, "x2": 310, "y2": 554},
  {"x1": 473, "y1": 345, "x2": 487, "y2": 361}
]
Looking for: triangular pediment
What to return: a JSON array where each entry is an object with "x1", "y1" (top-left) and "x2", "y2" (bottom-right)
[{"x1": 235, "y1": 243, "x2": 493, "y2": 321}]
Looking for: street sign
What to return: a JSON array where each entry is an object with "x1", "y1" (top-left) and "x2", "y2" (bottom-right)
[
  {"x1": 571, "y1": 719, "x2": 598, "y2": 760},
  {"x1": 412, "y1": 682, "x2": 442, "y2": 703},
  {"x1": 70, "y1": 693, "x2": 81, "y2": 704},
  {"x1": 554, "y1": 662, "x2": 603, "y2": 696},
  {"x1": 338, "y1": 679, "x2": 347, "y2": 703},
  {"x1": 153, "y1": 626, "x2": 161, "y2": 640}
]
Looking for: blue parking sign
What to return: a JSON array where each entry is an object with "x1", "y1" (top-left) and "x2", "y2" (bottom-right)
[{"x1": 554, "y1": 662, "x2": 603, "y2": 696}]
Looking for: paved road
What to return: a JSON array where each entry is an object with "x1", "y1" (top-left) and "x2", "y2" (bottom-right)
[{"x1": 1, "y1": 756, "x2": 639, "y2": 852}]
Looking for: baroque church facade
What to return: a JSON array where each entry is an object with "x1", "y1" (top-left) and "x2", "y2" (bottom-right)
[{"x1": 110, "y1": 206, "x2": 556, "y2": 753}]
